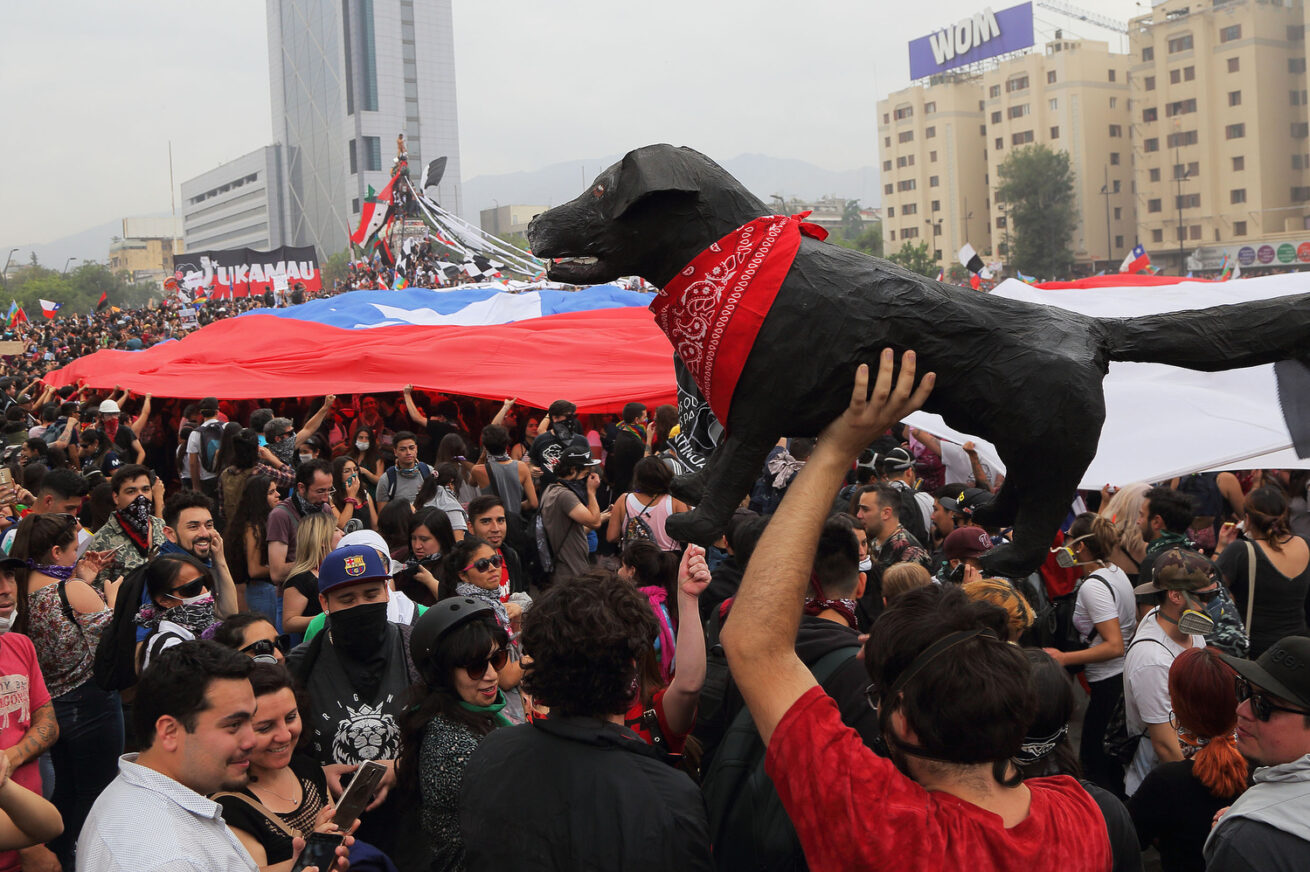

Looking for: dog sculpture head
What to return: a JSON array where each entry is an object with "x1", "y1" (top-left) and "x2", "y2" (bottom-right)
[{"x1": 528, "y1": 144, "x2": 769, "y2": 286}]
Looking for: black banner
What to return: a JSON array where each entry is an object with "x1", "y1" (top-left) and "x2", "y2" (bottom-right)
[{"x1": 172, "y1": 245, "x2": 322, "y2": 298}]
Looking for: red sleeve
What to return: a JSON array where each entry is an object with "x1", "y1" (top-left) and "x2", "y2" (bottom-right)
[{"x1": 764, "y1": 685, "x2": 937, "y2": 869}]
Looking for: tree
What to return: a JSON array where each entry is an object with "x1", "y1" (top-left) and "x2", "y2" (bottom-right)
[
  {"x1": 841, "y1": 200, "x2": 864, "y2": 239},
  {"x1": 886, "y1": 240, "x2": 938, "y2": 277},
  {"x1": 947, "y1": 264, "x2": 970, "y2": 283},
  {"x1": 829, "y1": 222, "x2": 883, "y2": 258},
  {"x1": 995, "y1": 145, "x2": 1076, "y2": 280},
  {"x1": 322, "y1": 249, "x2": 351, "y2": 288}
]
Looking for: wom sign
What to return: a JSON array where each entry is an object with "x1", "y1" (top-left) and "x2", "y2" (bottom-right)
[{"x1": 908, "y1": 2, "x2": 1035, "y2": 80}]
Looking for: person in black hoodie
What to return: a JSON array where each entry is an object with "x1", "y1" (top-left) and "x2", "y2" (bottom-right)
[
  {"x1": 699, "y1": 509, "x2": 766, "y2": 625},
  {"x1": 459, "y1": 570, "x2": 712, "y2": 871}
]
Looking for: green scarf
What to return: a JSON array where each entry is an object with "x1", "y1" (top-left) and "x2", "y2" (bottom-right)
[
  {"x1": 1145, "y1": 530, "x2": 1193, "y2": 560},
  {"x1": 459, "y1": 690, "x2": 513, "y2": 728}
]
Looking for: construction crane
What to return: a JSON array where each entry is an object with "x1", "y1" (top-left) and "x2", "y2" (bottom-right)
[{"x1": 1036, "y1": 1, "x2": 1129, "y2": 35}]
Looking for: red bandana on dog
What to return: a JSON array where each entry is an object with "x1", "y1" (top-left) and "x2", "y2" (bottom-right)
[{"x1": 650, "y1": 212, "x2": 828, "y2": 425}]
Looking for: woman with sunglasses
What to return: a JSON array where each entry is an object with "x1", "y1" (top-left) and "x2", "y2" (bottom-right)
[
  {"x1": 133, "y1": 554, "x2": 222, "y2": 669},
  {"x1": 1128, "y1": 647, "x2": 1247, "y2": 872},
  {"x1": 213, "y1": 613, "x2": 286, "y2": 664},
  {"x1": 440, "y1": 537, "x2": 523, "y2": 689},
  {"x1": 212, "y1": 663, "x2": 352, "y2": 872},
  {"x1": 397, "y1": 599, "x2": 511, "y2": 872},
  {"x1": 9, "y1": 513, "x2": 123, "y2": 867},
  {"x1": 1041, "y1": 512, "x2": 1139, "y2": 797}
]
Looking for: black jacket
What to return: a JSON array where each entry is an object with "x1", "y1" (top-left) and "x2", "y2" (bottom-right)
[
  {"x1": 605, "y1": 428, "x2": 646, "y2": 494},
  {"x1": 460, "y1": 716, "x2": 713, "y2": 871}
]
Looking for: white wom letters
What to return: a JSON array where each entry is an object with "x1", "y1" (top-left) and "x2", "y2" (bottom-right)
[{"x1": 928, "y1": 9, "x2": 1002, "y2": 65}]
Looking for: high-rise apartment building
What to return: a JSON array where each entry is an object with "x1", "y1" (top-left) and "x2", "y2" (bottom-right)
[
  {"x1": 981, "y1": 39, "x2": 1136, "y2": 273},
  {"x1": 1129, "y1": 0, "x2": 1309, "y2": 273},
  {"x1": 877, "y1": 78, "x2": 991, "y2": 273},
  {"x1": 266, "y1": 0, "x2": 461, "y2": 257}
]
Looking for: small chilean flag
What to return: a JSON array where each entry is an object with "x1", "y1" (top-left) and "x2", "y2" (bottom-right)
[
  {"x1": 39, "y1": 299, "x2": 61, "y2": 319},
  {"x1": 1119, "y1": 243, "x2": 1151, "y2": 274}
]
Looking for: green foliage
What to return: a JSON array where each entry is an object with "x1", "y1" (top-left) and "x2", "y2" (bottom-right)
[
  {"x1": 1, "y1": 262, "x2": 154, "y2": 315},
  {"x1": 841, "y1": 200, "x2": 865, "y2": 239},
  {"x1": 829, "y1": 223, "x2": 883, "y2": 257},
  {"x1": 995, "y1": 145, "x2": 1076, "y2": 280},
  {"x1": 947, "y1": 264, "x2": 970, "y2": 283},
  {"x1": 322, "y1": 249, "x2": 352, "y2": 288},
  {"x1": 886, "y1": 240, "x2": 938, "y2": 277}
]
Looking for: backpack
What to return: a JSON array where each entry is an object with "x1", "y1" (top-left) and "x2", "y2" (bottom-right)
[
  {"x1": 702, "y1": 645, "x2": 858, "y2": 872},
  {"x1": 93, "y1": 563, "x2": 151, "y2": 691},
  {"x1": 196, "y1": 420, "x2": 225, "y2": 474},
  {"x1": 889, "y1": 480, "x2": 930, "y2": 547},
  {"x1": 383, "y1": 461, "x2": 432, "y2": 501},
  {"x1": 1102, "y1": 635, "x2": 1171, "y2": 764},
  {"x1": 691, "y1": 606, "x2": 744, "y2": 774},
  {"x1": 523, "y1": 485, "x2": 563, "y2": 586},
  {"x1": 622, "y1": 498, "x2": 657, "y2": 547},
  {"x1": 1031, "y1": 572, "x2": 1115, "y2": 658},
  {"x1": 176, "y1": 422, "x2": 196, "y2": 478}
]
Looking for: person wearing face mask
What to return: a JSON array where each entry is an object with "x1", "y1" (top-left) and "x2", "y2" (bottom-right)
[
  {"x1": 87, "y1": 464, "x2": 167, "y2": 591},
  {"x1": 9, "y1": 513, "x2": 122, "y2": 868},
  {"x1": 285, "y1": 543, "x2": 419, "y2": 868},
  {"x1": 267, "y1": 460, "x2": 338, "y2": 586},
  {"x1": 347, "y1": 426, "x2": 384, "y2": 489},
  {"x1": 375, "y1": 432, "x2": 430, "y2": 513},
  {"x1": 133, "y1": 555, "x2": 224, "y2": 671},
  {"x1": 95, "y1": 398, "x2": 145, "y2": 466}
]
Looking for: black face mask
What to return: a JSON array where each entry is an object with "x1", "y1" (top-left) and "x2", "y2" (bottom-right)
[{"x1": 328, "y1": 600, "x2": 389, "y2": 659}]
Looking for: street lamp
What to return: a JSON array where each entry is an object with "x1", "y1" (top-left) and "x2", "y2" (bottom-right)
[
  {"x1": 63, "y1": 257, "x2": 75, "y2": 274},
  {"x1": 2, "y1": 248, "x2": 17, "y2": 281}
]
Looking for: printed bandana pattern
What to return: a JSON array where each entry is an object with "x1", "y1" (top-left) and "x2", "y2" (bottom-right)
[{"x1": 650, "y1": 212, "x2": 827, "y2": 425}]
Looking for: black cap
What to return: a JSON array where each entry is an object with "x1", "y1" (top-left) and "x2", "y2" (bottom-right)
[
  {"x1": 559, "y1": 445, "x2": 600, "y2": 470},
  {"x1": 880, "y1": 446, "x2": 914, "y2": 473},
  {"x1": 409, "y1": 598, "x2": 494, "y2": 665},
  {"x1": 940, "y1": 487, "x2": 994, "y2": 516},
  {"x1": 0, "y1": 556, "x2": 24, "y2": 573},
  {"x1": 1218, "y1": 636, "x2": 1310, "y2": 710},
  {"x1": 199, "y1": 397, "x2": 219, "y2": 412}
]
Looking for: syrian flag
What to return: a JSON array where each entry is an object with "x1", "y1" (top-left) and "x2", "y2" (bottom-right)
[
  {"x1": 1119, "y1": 243, "x2": 1151, "y2": 274},
  {"x1": 96, "y1": 292, "x2": 109, "y2": 311},
  {"x1": 39, "y1": 299, "x2": 61, "y2": 319},
  {"x1": 350, "y1": 176, "x2": 399, "y2": 246},
  {"x1": 958, "y1": 243, "x2": 985, "y2": 275}
]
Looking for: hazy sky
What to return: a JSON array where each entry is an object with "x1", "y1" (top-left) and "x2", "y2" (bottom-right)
[{"x1": 1, "y1": 0, "x2": 1142, "y2": 245}]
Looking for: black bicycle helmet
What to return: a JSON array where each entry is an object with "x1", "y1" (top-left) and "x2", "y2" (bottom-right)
[{"x1": 409, "y1": 597, "x2": 494, "y2": 665}]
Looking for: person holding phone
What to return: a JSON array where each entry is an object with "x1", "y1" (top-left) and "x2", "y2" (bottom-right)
[{"x1": 214, "y1": 663, "x2": 365, "y2": 872}]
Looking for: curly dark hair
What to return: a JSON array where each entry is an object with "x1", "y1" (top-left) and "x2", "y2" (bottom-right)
[{"x1": 520, "y1": 570, "x2": 658, "y2": 717}]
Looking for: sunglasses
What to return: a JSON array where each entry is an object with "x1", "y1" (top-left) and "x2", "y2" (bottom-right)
[
  {"x1": 1236, "y1": 677, "x2": 1310, "y2": 722},
  {"x1": 240, "y1": 638, "x2": 287, "y2": 659},
  {"x1": 463, "y1": 647, "x2": 509, "y2": 680},
  {"x1": 463, "y1": 554, "x2": 504, "y2": 574},
  {"x1": 1184, "y1": 587, "x2": 1221, "y2": 604},
  {"x1": 165, "y1": 578, "x2": 208, "y2": 601}
]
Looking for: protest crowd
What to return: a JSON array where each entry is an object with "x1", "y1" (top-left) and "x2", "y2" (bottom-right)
[{"x1": 0, "y1": 306, "x2": 1306, "y2": 872}]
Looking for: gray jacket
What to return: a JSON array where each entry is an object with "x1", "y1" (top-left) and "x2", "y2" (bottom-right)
[{"x1": 1205, "y1": 752, "x2": 1310, "y2": 870}]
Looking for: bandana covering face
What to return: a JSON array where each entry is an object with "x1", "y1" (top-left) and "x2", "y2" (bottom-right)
[
  {"x1": 456, "y1": 580, "x2": 509, "y2": 630},
  {"x1": 650, "y1": 212, "x2": 828, "y2": 425},
  {"x1": 134, "y1": 594, "x2": 219, "y2": 639},
  {"x1": 115, "y1": 494, "x2": 153, "y2": 552},
  {"x1": 292, "y1": 491, "x2": 324, "y2": 517}
]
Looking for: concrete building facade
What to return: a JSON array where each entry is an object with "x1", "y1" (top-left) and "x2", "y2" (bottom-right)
[
  {"x1": 479, "y1": 204, "x2": 548, "y2": 238},
  {"x1": 981, "y1": 39, "x2": 1136, "y2": 274},
  {"x1": 266, "y1": 0, "x2": 462, "y2": 258},
  {"x1": 877, "y1": 76, "x2": 991, "y2": 273},
  {"x1": 108, "y1": 218, "x2": 184, "y2": 283},
  {"x1": 180, "y1": 146, "x2": 286, "y2": 252},
  {"x1": 1129, "y1": 0, "x2": 1310, "y2": 273}
]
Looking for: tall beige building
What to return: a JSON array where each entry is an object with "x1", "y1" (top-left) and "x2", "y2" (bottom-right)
[
  {"x1": 981, "y1": 39, "x2": 1136, "y2": 274},
  {"x1": 877, "y1": 77, "x2": 990, "y2": 273},
  {"x1": 1128, "y1": 0, "x2": 1309, "y2": 273}
]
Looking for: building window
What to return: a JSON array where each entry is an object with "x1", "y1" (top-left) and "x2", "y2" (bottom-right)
[
  {"x1": 1109, "y1": 124, "x2": 1123, "y2": 137},
  {"x1": 364, "y1": 136, "x2": 382, "y2": 171},
  {"x1": 996, "y1": 216, "x2": 1007, "y2": 228},
  {"x1": 1296, "y1": 155, "x2": 1305, "y2": 170},
  {"x1": 1011, "y1": 130, "x2": 1034, "y2": 146},
  {"x1": 1050, "y1": 126, "x2": 1060, "y2": 139},
  {"x1": 1049, "y1": 98, "x2": 1058, "y2": 110},
  {"x1": 1228, "y1": 57, "x2": 1240, "y2": 73},
  {"x1": 989, "y1": 84, "x2": 1001, "y2": 98},
  {"x1": 1184, "y1": 66, "x2": 1195, "y2": 81},
  {"x1": 1166, "y1": 130, "x2": 1198, "y2": 147},
  {"x1": 899, "y1": 131, "x2": 914, "y2": 143},
  {"x1": 1143, "y1": 46, "x2": 1155, "y2": 62},
  {"x1": 1114, "y1": 207, "x2": 1122, "y2": 220},
  {"x1": 1113, "y1": 180, "x2": 1122, "y2": 193},
  {"x1": 1220, "y1": 25, "x2": 1241, "y2": 43},
  {"x1": 1145, "y1": 75, "x2": 1155, "y2": 91},
  {"x1": 903, "y1": 227, "x2": 919, "y2": 239},
  {"x1": 1144, "y1": 138, "x2": 1160, "y2": 152},
  {"x1": 931, "y1": 200, "x2": 941, "y2": 212},
  {"x1": 1148, "y1": 199, "x2": 1162, "y2": 213},
  {"x1": 1173, "y1": 161, "x2": 1199, "y2": 178},
  {"x1": 1294, "y1": 122, "x2": 1310, "y2": 139},
  {"x1": 1166, "y1": 99, "x2": 1197, "y2": 117},
  {"x1": 348, "y1": 139, "x2": 357, "y2": 174},
  {"x1": 1231, "y1": 189, "x2": 1247, "y2": 204},
  {"x1": 894, "y1": 105, "x2": 913, "y2": 120},
  {"x1": 890, "y1": 230, "x2": 896, "y2": 241},
  {"x1": 884, "y1": 137, "x2": 891, "y2": 148},
  {"x1": 883, "y1": 160, "x2": 892, "y2": 172},
  {"x1": 929, "y1": 151, "x2": 937, "y2": 162},
  {"x1": 882, "y1": 112, "x2": 890, "y2": 124},
  {"x1": 887, "y1": 207, "x2": 895, "y2": 218},
  {"x1": 357, "y1": 0, "x2": 379, "y2": 111},
  {"x1": 1047, "y1": 70, "x2": 1056, "y2": 84},
  {"x1": 925, "y1": 126, "x2": 936, "y2": 138},
  {"x1": 897, "y1": 155, "x2": 915, "y2": 168},
  {"x1": 897, "y1": 179, "x2": 917, "y2": 191},
  {"x1": 1176, "y1": 193, "x2": 1201, "y2": 209},
  {"x1": 1110, "y1": 152, "x2": 1120, "y2": 165},
  {"x1": 1231, "y1": 155, "x2": 1243, "y2": 171},
  {"x1": 1115, "y1": 235, "x2": 1124, "y2": 248},
  {"x1": 903, "y1": 203, "x2": 918, "y2": 215},
  {"x1": 1234, "y1": 221, "x2": 1246, "y2": 236},
  {"x1": 1152, "y1": 228, "x2": 1164, "y2": 243},
  {"x1": 352, "y1": 197, "x2": 360, "y2": 213},
  {"x1": 924, "y1": 101, "x2": 936, "y2": 113},
  {"x1": 995, "y1": 137, "x2": 1004, "y2": 150},
  {"x1": 1007, "y1": 104, "x2": 1030, "y2": 119},
  {"x1": 1143, "y1": 107, "x2": 1158, "y2": 122},
  {"x1": 1225, "y1": 90, "x2": 1241, "y2": 107},
  {"x1": 980, "y1": 124, "x2": 987, "y2": 135},
  {"x1": 991, "y1": 111, "x2": 1002, "y2": 124},
  {"x1": 1293, "y1": 187, "x2": 1310, "y2": 202},
  {"x1": 929, "y1": 176, "x2": 940, "y2": 187},
  {"x1": 1190, "y1": 225, "x2": 1202, "y2": 240},
  {"x1": 934, "y1": 249, "x2": 943, "y2": 260},
  {"x1": 1225, "y1": 123, "x2": 1245, "y2": 139},
  {"x1": 1168, "y1": 34, "x2": 1193, "y2": 54},
  {"x1": 1109, "y1": 69, "x2": 1117, "y2": 82},
  {"x1": 1110, "y1": 97, "x2": 1118, "y2": 108},
  {"x1": 1290, "y1": 24, "x2": 1306, "y2": 42},
  {"x1": 1170, "y1": 69, "x2": 1180, "y2": 84},
  {"x1": 1006, "y1": 74, "x2": 1030, "y2": 93},
  {"x1": 884, "y1": 183, "x2": 894, "y2": 195},
  {"x1": 1292, "y1": 58, "x2": 1307, "y2": 74},
  {"x1": 1149, "y1": 168, "x2": 1161, "y2": 182}
]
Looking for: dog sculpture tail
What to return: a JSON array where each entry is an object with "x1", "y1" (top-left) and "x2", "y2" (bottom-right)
[{"x1": 1100, "y1": 294, "x2": 1310, "y2": 457}]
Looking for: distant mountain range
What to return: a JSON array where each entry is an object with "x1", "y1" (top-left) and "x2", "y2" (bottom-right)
[
  {"x1": 13, "y1": 154, "x2": 879, "y2": 270},
  {"x1": 460, "y1": 153, "x2": 881, "y2": 222}
]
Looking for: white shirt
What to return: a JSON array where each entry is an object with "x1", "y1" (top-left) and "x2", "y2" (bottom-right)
[
  {"x1": 185, "y1": 417, "x2": 222, "y2": 482},
  {"x1": 1122, "y1": 609, "x2": 1205, "y2": 796},
  {"x1": 77, "y1": 754, "x2": 257, "y2": 871},
  {"x1": 1071, "y1": 564, "x2": 1137, "y2": 683}
]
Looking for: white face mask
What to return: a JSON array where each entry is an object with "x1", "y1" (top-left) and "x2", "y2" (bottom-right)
[
  {"x1": 356, "y1": 440, "x2": 369, "y2": 451},
  {"x1": 298, "y1": 452, "x2": 313, "y2": 464},
  {"x1": 0, "y1": 614, "x2": 12, "y2": 635},
  {"x1": 859, "y1": 556, "x2": 873, "y2": 573}
]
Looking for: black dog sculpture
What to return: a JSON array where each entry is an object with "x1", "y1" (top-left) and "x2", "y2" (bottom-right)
[{"x1": 528, "y1": 144, "x2": 1310, "y2": 576}]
